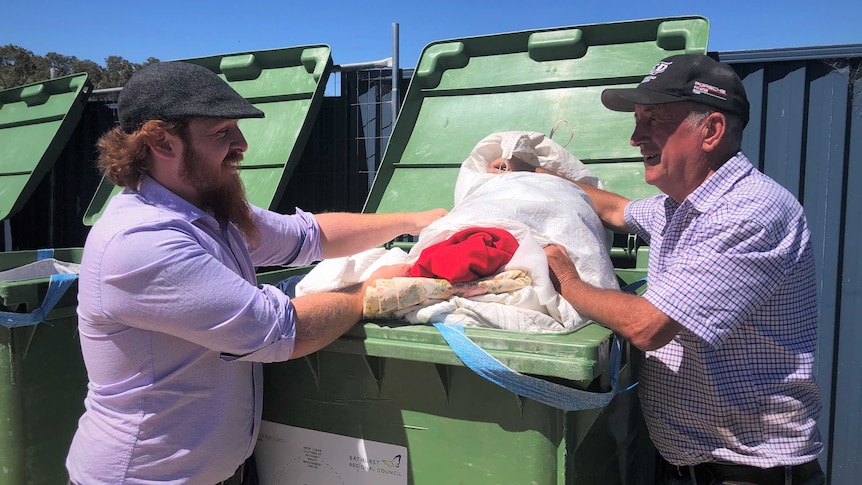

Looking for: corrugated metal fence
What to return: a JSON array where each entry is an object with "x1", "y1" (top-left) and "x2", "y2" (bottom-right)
[{"x1": 719, "y1": 45, "x2": 862, "y2": 484}]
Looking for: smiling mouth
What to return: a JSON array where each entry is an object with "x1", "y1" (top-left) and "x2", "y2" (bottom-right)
[{"x1": 643, "y1": 154, "x2": 659, "y2": 163}]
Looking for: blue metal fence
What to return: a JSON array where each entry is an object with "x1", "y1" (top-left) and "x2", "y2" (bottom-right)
[{"x1": 720, "y1": 45, "x2": 862, "y2": 484}]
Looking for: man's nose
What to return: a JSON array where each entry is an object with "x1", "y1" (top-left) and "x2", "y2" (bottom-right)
[
  {"x1": 232, "y1": 128, "x2": 249, "y2": 152},
  {"x1": 630, "y1": 125, "x2": 648, "y2": 147}
]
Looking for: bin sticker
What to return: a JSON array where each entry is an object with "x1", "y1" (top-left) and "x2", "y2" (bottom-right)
[{"x1": 256, "y1": 420, "x2": 408, "y2": 485}]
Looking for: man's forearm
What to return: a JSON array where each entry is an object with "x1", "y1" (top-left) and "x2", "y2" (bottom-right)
[
  {"x1": 544, "y1": 244, "x2": 679, "y2": 351},
  {"x1": 315, "y1": 209, "x2": 445, "y2": 258},
  {"x1": 571, "y1": 182, "x2": 633, "y2": 233},
  {"x1": 289, "y1": 287, "x2": 365, "y2": 359},
  {"x1": 557, "y1": 275, "x2": 681, "y2": 351}
]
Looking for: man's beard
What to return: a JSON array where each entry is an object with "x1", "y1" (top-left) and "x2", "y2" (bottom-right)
[{"x1": 179, "y1": 146, "x2": 260, "y2": 245}]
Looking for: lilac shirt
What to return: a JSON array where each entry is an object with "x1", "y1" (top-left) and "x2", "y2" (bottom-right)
[
  {"x1": 66, "y1": 177, "x2": 322, "y2": 484},
  {"x1": 625, "y1": 152, "x2": 823, "y2": 467}
]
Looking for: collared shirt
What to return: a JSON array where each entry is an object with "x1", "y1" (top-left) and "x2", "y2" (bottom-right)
[
  {"x1": 66, "y1": 177, "x2": 322, "y2": 485},
  {"x1": 625, "y1": 152, "x2": 823, "y2": 467}
]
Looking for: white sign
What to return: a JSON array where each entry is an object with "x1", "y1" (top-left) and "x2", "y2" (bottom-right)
[{"x1": 255, "y1": 421, "x2": 408, "y2": 485}]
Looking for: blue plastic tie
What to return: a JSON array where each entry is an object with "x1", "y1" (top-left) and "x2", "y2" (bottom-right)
[
  {"x1": 1, "y1": 249, "x2": 78, "y2": 328},
  {"x1": 433, "y1": 322, "x2": 624, "y2": 411},
  {"x1": 431, "y1": 276, "x2": 647, "y2": 411}
]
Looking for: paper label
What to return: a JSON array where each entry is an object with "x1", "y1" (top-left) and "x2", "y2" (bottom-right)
[{"x1": 255, "y1": 420, "x2": 408, "y2": 485}]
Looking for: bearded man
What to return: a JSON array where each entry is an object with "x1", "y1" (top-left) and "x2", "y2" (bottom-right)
[{"x1": 65, "y1": 61, "x2": 445, "y2": 485}]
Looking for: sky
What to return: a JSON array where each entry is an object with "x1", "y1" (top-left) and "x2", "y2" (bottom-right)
[{"x1": 3, "y1": 0, "x2": 861, "y2": 69}]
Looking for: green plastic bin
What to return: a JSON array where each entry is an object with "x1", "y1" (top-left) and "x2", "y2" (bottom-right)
[
  {"x1": 0, "y1": 248, "x2": 85, "y2": 485},
  {"x1": 257, "y1": 16, "x2": 708, "y2": 484},
  {"x1": 0, "y1": 73, "x2": 92, "y2": 484},
  {"x1": 0, "y1": 73, "x2": 92, "y2": 249}
]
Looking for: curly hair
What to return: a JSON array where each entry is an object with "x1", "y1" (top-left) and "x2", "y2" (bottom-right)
[{"x1": 96, "y1": 119, "x2": 189, "y2": 188}]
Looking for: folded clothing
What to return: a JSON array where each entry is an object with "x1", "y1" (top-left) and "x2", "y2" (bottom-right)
[{"x1": 409, "y1": 227, "x2": 519, "y2": 283}]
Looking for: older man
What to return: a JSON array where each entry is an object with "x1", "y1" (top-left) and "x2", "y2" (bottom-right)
[
  {"x1": 543, "y1": 54, "x2": 825, "y2": 484},
  {"x1": 66, "y1": 61, "x2": 444, "y2": 485}
]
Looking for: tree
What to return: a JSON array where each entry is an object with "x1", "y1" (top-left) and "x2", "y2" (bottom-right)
[
  {"x1": 45, "y1": 51, "x2": 76, "y2": 77},
  {"x1": 0, "y1": 44, "x2": 158, "y2": 90},
  {"x1": 0, "y1": 44, "x2": 50, "y2": 89},
  {"x1": 71, "y1": 59, "x2": 106, "y2": 87}
]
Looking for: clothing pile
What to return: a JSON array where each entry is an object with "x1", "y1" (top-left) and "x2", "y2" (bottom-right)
[{"x1": 296, "y1": 131, "x2": 619, "y2": 332}]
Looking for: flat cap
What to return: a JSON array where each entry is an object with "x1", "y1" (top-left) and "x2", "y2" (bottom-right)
[{"x1": 118, "y1": 61, "x2": 264, "y2": 133}]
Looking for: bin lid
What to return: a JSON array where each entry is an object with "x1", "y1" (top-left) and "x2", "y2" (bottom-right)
[
  {"x1": 83, "y1": 45, "x2": 333, "y2": 225},
  {"x1": 353, "y1": 16, "x2": 709, "y2": 382},
  {"x1": 365, "y1": 16, "x2": 709, "y2": 215},
  {"x1": 0, "y1": 73, "x2": 92, "y2": 221}
]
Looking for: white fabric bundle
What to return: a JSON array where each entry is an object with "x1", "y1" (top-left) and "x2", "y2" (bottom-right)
[
  {"x1": 0, "y1": 258, "x2": 80, "y2": 281},
  {"x1": 296, "y1": 131, "x2": 618, "y2": 332}
]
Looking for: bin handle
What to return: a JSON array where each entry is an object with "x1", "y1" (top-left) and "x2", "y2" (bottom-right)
[
  {"x1": 0, "y1": 273, "x2": 78, "y2": 328},
  {"x1": 431, "y1": 277, "x2": 646, "y2": 411}
]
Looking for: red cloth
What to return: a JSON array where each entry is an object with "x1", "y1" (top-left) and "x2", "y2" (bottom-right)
[{"x1": 410, "y1": 227, "x2": 519, "y2": 283}]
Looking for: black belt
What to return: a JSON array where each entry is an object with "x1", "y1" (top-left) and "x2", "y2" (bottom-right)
[{"x1": 666, "y1": 458, "x2": 822, "y2": 484}]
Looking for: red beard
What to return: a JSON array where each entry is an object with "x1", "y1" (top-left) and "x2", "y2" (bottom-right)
[{"x1": 179, "y1": 147, "x2": 260, "y2": 245}]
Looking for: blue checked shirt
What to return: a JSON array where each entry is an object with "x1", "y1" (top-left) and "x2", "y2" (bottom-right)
[{"x1": 624, "y1": 152, "x2": 823, "y2": 467}]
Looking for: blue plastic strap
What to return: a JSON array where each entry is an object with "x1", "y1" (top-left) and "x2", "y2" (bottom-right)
[
  {"x1": 620, "y1": 277, "x2": 648, "y2": 294},
  {"x1": 433, "y1": 322, "x2": 625, "y2": 411},
  {"x1": 37, "y1": 248, "x2": 54, "y2": 260},
  {"x1": 0, "y1": 273, "x2": 77, "y2": 328},
  {"x1": 431, "y1": 276, "x2": 647, "y2": 411}
]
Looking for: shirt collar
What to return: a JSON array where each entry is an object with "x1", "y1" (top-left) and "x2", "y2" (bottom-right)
[
  {"x1": 137, "y1": 176, "x2": 216, "y2": 226},
  {"x1": 685, "y1": 152, "x2": 753, "y2": 212}
]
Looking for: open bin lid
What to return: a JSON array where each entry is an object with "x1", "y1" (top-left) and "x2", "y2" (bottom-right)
[
  {"x1": 350, "y1": 16, "x2": 709, "y2": 383},
  {"x1": 366, "y1": 16, "x2": 709, "y2": 214},
  {"x1": 0, "y1": 73, "x2": 92, "y2": 221},
  {"x1": 83, "y1": 45, "x2": 333, "y2": 225}
]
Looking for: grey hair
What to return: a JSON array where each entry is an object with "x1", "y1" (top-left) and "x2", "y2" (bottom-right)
[{"x1": 684, "y1": 102, "x2": 744, "y2": 151}]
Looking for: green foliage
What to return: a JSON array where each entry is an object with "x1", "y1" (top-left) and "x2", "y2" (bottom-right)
[{"x1": 0, "y1": 44, "x2": 159, "y2": 90}]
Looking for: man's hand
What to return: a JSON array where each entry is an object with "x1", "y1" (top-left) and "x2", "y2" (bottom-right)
[
  {"x1": 291, "y1": 265, "x2": 415, "y2": 358},
  {"x1": 487, "y1": 156, "x2": 536, "y2": 173},
  {"x1": 544, "y1": 245, "x2": 682, "y2": 351},
  {"x1": 406, "y1": 209, "x2": 448, "y2": 235},
  {"x1": 543, "y1": 244, "x2": 582, "y2": 293}
]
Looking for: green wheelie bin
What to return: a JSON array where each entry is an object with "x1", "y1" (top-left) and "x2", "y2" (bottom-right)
[{"x1": 255, "y1": 15, "x2": 708, "y2": 485}]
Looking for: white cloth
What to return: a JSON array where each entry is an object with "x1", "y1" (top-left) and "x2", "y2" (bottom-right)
[
  {"x1": 0, "y1": 258, "x2": 80, "y2": 281},
  {"x1": 296, "y1": 131, "x2": 618, "y2": 332}
]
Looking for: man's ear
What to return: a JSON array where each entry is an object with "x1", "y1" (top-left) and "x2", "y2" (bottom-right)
[
  {"x1": 701, "y1": 112, "x2": 726, "y2": 153},
  {"x1": 146, "y1": 128, "x2": 183, "y2": 162}
]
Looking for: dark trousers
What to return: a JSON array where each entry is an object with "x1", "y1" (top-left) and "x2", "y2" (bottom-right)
[
  {"x1": 218, "y1": 455, "x2": 258, "y2": 485},
  {"x1": 656, "y1": 454, "x2": 825, "y2": 485}
]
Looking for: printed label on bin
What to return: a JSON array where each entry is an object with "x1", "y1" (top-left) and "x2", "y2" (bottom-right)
[{"x1": 256, "y1": 421, "x2": 408, "y2": 485}]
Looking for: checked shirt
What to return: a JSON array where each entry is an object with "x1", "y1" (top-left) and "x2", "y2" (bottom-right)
[{"x1": 624, "y1": 152, "x2": 823, "y2": 467}]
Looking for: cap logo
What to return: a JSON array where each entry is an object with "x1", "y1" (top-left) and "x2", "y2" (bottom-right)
[
  {"x1": 693, "y1": 81, "x2": 728, "y2": 101},
  {"x1": 641, "y1": 60, "x2": 672, "y2": 84}
]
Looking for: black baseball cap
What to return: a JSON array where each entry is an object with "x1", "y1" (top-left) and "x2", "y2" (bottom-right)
[
  {"x1": 601, "y1": 54, "x2": 750, "y2": 127},
  {"x1": 117, "y1": 61, "x2": 265, "y2": 133}
]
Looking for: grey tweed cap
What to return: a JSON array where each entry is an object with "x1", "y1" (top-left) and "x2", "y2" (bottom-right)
[{"x1": 118, "y1": 61, "x2": 265, "y2": 133}]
